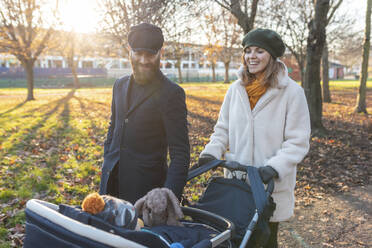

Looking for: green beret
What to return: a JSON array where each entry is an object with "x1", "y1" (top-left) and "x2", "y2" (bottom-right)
[{"x1": 242, "y1": 28, "x2": 285, "y2": 58}]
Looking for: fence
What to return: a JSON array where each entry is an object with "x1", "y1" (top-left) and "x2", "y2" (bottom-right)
[
  {"x1": 0, "y1": 66, "x2": 239, "y2": 88},
  {"x1": 108, "y1": 68, "x2": 238, "y2": 83},
  {"x1": 0, "y1": 67, "x2": 107, "y2": 78}
]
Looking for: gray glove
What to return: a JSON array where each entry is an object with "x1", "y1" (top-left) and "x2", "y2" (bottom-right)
[
  {"x1": 197, "y1": 154, "x2": 217, "y2": 168},
  {"x1": 258, "y1": 166, "x2": 278, "y2": 184}
]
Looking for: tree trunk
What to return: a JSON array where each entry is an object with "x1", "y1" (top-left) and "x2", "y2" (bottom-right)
[
  {"x1": 224, "y1": 61, "x2": 230, "y2": 83},
  {"x1": 177, "y1": 59, "x2": 183, "y2": 84},
  {"x1": 355, "y1": 0, "x2": 371, "y2": 114},
  {"x1": 71, "y1": 63, "x2": 80, "y2": 89},
  {"x1": 300, "y1": 62, "x2": 305, "y2": 87},
  {"x1": 292, "y1": 53, "x2": 305, "y2": 86},
  {"x1": 211, "y1": 64, "x2": 216, "y2": 82},
  {"x1": 67, "y1": 39, "x2": 80, "y2": 89},
  {"x1": 322, "y1": 41, "x2": 332, "y2": 102},
  {"x1": 303, "y1": 0, "x2": 330, "y2": 135},
  {"x1": 24, "y1": 60, "x2": 35, "y2": 101}
]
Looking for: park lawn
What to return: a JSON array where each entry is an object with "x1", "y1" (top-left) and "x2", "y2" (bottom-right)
[
  {"x1": 0, "y1": 88, "x2": 112, "y2": 247},
  {"x1": 326, "y1": 79, "x2": 372, "y2": 89},
  {"x1": 0, "y1": 84, "x2": 226, "y2": 246},
  {"x1": 0, "y1": 81, "x2": 370, "y2": 247}
]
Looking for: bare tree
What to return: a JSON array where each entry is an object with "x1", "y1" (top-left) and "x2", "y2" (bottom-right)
[
  {"x1": 98, "y1": 0, "x2": 183, "y2": 57},
  {"x1": 164, "y1": 41, "x2": 186, "y2": 84},
  {"x1": 321, "y1": 0, "x2": 347, "y2": 103},
  {"x1": 331, "y1": 33, "x2": 363, "y2": 73},
  {"x1": 200, "y1": 3, "x2": 241, "y2": 83},
  {"x1": 355, "y1": 0, "x2": 371, "y2": 114},
  {"x1": 261, "y1": 0, "x2": 313, "y2": 85},
  {"x1": 263, "y1": 0, "x2": 343, "y2": 88},
  {"x1": 214, "y1": 0, "x2": 259, "y2": 34},
  {"x1": 162, "y1": 5, "x2": 195, "y2": 84},
  {"x1": 65, "y1": 32, "x2": 80, "y2": 88},
  {"x1": 219, "y1": 10, "x2": 242, "y2": 83},
  {"x1": 204, "y1": 44, "x2": 222, "y2": 82},
  {"x1": 200, "y1": 6, "x2": 223, "y2": 82},
  {"x1": 303, "y1": 0, "x2": 330, "y2": 135},
  {"x1": 322, "y1": 42, "x2": 331, "y2": 102},
  {"x1": 55, "y1": 31, "x2": 96, "y2": 88},
  {"x1": 0, "y1": 0, "x2": 58, "y2": 101}
]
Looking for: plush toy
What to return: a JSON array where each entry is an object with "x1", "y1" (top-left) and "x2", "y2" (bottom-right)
[
  {"x1": 82, "y1": 192, "x2": 105, "y2": 214},
  {"x1": 81, "y1": 192, "x2": 144, "y2": 230},
  {"x1": 134, "y1": 188, "x2": 184, "y2": 227}
]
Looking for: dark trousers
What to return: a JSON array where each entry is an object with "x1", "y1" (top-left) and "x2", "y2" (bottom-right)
[
  {"x1": 264, "y1": 222, "x2": 279, "y2": 248},
  {"x1": 106, "y1": 163, "x2": 119, "y2": 197},
  {"x1": 239, "y1": 222, "x2": 279, "y2": 248}
]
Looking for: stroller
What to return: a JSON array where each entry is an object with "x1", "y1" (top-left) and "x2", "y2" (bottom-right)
[{"x1": 24, "y1": 160, "x2": 275, "y2": 248}]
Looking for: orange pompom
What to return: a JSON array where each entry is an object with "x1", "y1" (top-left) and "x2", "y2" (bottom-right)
[{"x1": 81, "y1": 192, "x2": 105, "y2": 214}]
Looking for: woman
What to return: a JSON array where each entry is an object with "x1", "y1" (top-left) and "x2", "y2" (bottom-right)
[{"x1": 198, "y1": 28, "x2": 311, "y2": 247}]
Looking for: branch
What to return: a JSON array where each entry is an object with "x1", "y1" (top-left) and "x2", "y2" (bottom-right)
[
  {"x1": 327, "y1": 0, "x2": 343, "y2": 25},
  {"x1": 248, "y1": 0, "x2": 259, "y2": 29},
  {"x1": 214, "y1": 0, "x2": 231, "y2": 11},
  {"x1": 33, "y1": 28, "x2": 53, "y2": 60}
]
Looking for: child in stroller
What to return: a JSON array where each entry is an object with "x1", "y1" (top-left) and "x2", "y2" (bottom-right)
[{"x1": 24, "y1": 160, "x2": 274, "y2": 248}]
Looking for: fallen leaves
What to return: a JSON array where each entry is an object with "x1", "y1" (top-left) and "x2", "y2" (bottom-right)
[
  {"x1": 8, "y1": 224, "x2": 24, "y2": 247},
  {"x1": 0, "y1": 85, "x2": 370, "y2": 247}
]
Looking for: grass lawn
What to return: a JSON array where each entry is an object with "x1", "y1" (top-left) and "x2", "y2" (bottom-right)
[
  {"x1": 0, "y1": 88, "x2": 112, "y2": 247},
  {"x1": 0, "y1": 80, "x2": 370, "y2": 247}
]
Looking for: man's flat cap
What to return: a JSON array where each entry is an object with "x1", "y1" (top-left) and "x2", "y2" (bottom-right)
[{"x1": 128, "y1": 23, "x2": 164, "y2": 54}]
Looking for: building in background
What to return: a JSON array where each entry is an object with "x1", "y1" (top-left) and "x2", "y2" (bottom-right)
[
  {"x1": 4, "y1": 36, "x2": 351, "y2": 83},
  {"x1": 328, "y1": 61, "x2": 346, "y2": 80}
]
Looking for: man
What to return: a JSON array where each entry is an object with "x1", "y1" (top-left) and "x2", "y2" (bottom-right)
[{"x1": 99, "y1": 23, "x2": 190, "y2": 204}]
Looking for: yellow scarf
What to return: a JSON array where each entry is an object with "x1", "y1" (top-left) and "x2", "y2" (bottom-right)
[{"x1": 245, "y1": 75, "x2": 268, "y2": 110}]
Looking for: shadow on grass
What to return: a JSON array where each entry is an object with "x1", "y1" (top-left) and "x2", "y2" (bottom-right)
[
  {"x1": 187, "y1": 94, "x2": 223, "y2": 106},
  {"x1": 72, "y1": 95, "x2": 108, "y2": 135},
  {"x1": 0, "y1": 90, "x2": 77, "y2": 128},
  {"x1": 1, "y1": 89, "x2": 76, "y2": 152},
  {"x1": 187, "y1": 110, "x2": 216, "y2": 127},
  {"x1": 0, "y1": 100, "x2": 27, "y2": 117},
  {"x1": 57, "y1": 90, "x2": 73, "y2": 135}
]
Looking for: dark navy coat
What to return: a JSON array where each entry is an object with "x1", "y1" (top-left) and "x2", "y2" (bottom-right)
[{"x1": 99, "y1": 72, "x2": 190, "y2": 204}]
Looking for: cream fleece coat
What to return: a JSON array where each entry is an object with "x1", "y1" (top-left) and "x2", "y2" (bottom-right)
[{"x1": 200, "y1": 62, "x2": 311, "y2": 221}]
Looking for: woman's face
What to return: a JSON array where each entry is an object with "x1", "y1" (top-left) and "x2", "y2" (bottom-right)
[{"x1": 244, "y1": 46, "x2": 271, "y2": 75}]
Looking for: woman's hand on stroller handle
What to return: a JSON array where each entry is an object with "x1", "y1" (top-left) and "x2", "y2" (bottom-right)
[{"x1": 258, "y1": 166, "x2": 278, "y2": 184}]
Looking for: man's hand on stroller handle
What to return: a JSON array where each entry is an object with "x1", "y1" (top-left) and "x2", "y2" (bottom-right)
[
  {"x1": 221, "y1": 160, "x2": 247, "y2": 172},
  {"x1": 195, "y1": 158, "x2": 258, "y2": 173},
  {"x1": 197, "y1": 154, "x2": 217, "y2": 168}
]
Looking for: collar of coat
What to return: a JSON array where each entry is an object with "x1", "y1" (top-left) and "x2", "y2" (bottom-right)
[
  {"x1": 236, "y1": 60, "x2": 289, "y2": 89},
  {"x1": 235, "y1": 60, "x2": 290, "y2": 114}
]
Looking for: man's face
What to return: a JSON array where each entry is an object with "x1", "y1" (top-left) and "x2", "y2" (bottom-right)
[{"x1": 130, "y1": 49, "x2": 161, "y2": 85}]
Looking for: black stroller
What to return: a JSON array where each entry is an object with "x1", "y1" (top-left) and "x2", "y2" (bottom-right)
[{"x1": 24, "y1": 160, "x2": 275, "y2": 248}]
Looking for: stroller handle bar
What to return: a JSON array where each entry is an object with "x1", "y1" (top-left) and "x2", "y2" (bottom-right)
[{"x1": 187, "y1": 159, "x2": 275, "y2": 195}]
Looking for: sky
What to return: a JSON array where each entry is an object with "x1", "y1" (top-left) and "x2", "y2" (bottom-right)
[
  {"x1": 57, "y1": 0, "x2": 367, "y2": 34},
  {"x1": 58, "y1": 0, "x2": 101, "y2": 33}
]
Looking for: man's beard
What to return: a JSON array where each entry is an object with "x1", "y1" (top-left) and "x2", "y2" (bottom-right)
[{"x1": 130, "y1": 57, "x2": 160, "y2": 85}]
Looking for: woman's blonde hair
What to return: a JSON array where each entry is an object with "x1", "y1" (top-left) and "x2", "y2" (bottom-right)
[{"x1": 240, "y1": 52, "x2": 285, "y2": 88}]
